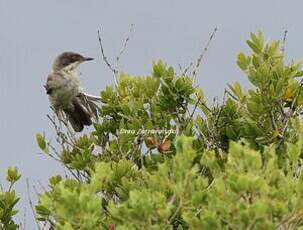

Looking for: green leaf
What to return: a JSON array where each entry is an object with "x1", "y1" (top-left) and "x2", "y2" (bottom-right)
[
  {"x1": 228, "y1": 81, "x2": 244, "y2": 100},
  {"x1": 36, "y1": 133, "x2": 46, "y2": 151},
  {"x1": 287, "y1": 139, "x2": 302, "y2": 162},
  {"x1": 247, "y1": 40, "x2": 262, "y2": 54},
  {"x1": 35, "y1": 205, "x2": 51, "y2": 216},
  {"x1": 6, "y1": 167, "x2": 21, "y2": 183},
  {"x1": 237, "y1": 52, "x2": 249, "y2": 71},
  {"x1": 267, "y1": 40, "x2": 280, "y2": 57}
]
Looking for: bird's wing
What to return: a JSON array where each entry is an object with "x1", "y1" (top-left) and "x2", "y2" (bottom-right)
[
  {"x1": 81, "y1": 92, "x2": 101, "y2": 102},
  {"x1": 77, "y1": 92, "x2": 100, "y2": 122},
  {"x1": 64, "y1": 97, "x2": 92, "y2": 132},
  {"x1": 45, "y1": 72, "x2": 63, "y2": 95}
]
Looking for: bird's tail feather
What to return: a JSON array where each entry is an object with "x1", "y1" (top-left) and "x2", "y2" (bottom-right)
[
  {"x1": 64, "y1": 94, "x2": 100, "y2": 132},
  {"x1": 77, "y1": 93, "x2": 100, "y2": 122}
]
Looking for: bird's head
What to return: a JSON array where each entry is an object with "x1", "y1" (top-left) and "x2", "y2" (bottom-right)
[{"x1": 52, "y1": 52, "x2": 94, "y2": 72}]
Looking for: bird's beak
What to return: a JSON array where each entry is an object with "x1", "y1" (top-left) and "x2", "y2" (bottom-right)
[{"x1": 84, "y1": 57, "x2": 94, "y2": 61}]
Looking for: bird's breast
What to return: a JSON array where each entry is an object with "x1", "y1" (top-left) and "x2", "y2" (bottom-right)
[{"x1": 49, "y1": 71, "x2": 81, "y2": 110}]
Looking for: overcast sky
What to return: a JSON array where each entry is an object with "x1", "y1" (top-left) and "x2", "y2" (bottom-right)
[{"x1": 1, "y1": 0, "x2": 303, "y2": 228}]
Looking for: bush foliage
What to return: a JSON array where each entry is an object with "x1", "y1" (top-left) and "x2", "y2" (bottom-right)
[
  {"x1": 0, "y1": 167, "x2": 21, "y2": 230},
  {"x1": 2, "y1": 31, "x2": 303, "y2": 229},
  {"x1": 35, "y1": 32, "x2": 303, "y2": 229}
]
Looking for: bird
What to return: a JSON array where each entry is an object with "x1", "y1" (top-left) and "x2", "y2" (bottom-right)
[{"x1": 45, "y1": 52, "x2": 99, "y2": 132}]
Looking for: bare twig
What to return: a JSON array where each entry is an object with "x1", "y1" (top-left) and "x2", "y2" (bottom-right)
[
  {"x1": 178, "y1": 64, "x2": 183, "y2": 73},
  {"x1": 198, "y1": 100, "x2": 212, "y2": 113},
  {"x1": 181, "y1": 96, "x2": 203, "y2": 140},
  {"x1": 21, "y1": 207, "x2": 26, "y2": 230},
  {"x1": 196, "y1": 127, "x2": 212, "y2": 149},
  {"x1": 281, "y1": 30, "x2": 288, "y2": 54},
  {"x1": 269, "y1": 109, "x2": 278, "y2": 132},
  {"x1": 192, "y1": 27, "x2": 218, "y2": 81},
  {"x1": 46, "y1": 141, "x2": 81, "y2": 181},
  {"x1": 46, "y1": 112, "x2": 86, "y2": 181},
  {"x1": 97, "y1": 29, "x2": 118, "y2": 84},
  {"x1": 182, "y1": 62, "x2": 194, "y2": 76},
  {"x1": 225, "y1": 88, "x2": 239, "y2": 101},
  {"x1": 116, "y1": 24, "x2": 134, "y2": 69},
  {"x1": 45, "y1": 143, "x2": 61, "y2": 162},
  {"x1": 189, "y1": 96, "x2": 202, "y2": 121},
  {"x1": 222, "y1": 88, "x2": 228, "y2": 104},
  {"x1": 26, "y1": 179, "x2": 41, "y2": 230},
  {"x1": 47, "y1": 113, "x2": 77, "y2": 149},
  {"x1": 214, "y1": 101, "x2": 223, "y2": 129},
  {"x1": 97, "y1": 25, "x2": 135, "y2": 87},
  {"x1": 36, "y1": 181, "x2": 48, "y2": 193}
]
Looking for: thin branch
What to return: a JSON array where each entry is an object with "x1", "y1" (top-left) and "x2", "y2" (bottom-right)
[
  {"x1": 47, "y1": 113, "x2": 77, "y2": 149},
  {"x1": 196, "y1": 127, "x2": 212, "y2": 149},
  {"x1": 97, "y1": 29, "x2": 118, "y2": 85},
  {"x1": 169, "y1": 200, "x2": 182, "y2": 224},
  {"x1": 21, "y1": 207, "x2": 26, "y2": 230},
  {"x1": 192, "y1": 27, "x2": 218, "y2": 81},
  {"x1": 184, "y1": 96, "x2": 202, "y2": 130},
  {"x1": 46, "y1": 112, "x2": 85, "y2": 181},
  {"x1": 46, "y1": 142, "x2": 61, "y2": 161},
  {"x1": 46, "y1": 141, "x2": 81, "y2": 181},
  {"x1": 116, "y1": 24, "x2": 134, "y2": 69},
  {"x1": 222, "y1": 88, "x2": 228, "y2": 104},
  {"x1": 182, "y1": 62, "x2": 193, "y2": 76},
  {"x1": 97, "y1": 25, "x2": 135, "y2": 87},
  {"x1": 178, "y1": 64, "x2": 183, "y2": 73},
  {"x1": 214, "y1": 102, "x2": 223, "y2": 130},
  {"x1": 180, "y1": 96, "x2": 203, "y2": 143},
  {"x1": 36, "y1": 181, "x2": 48, "y2": 193},
  {"x1": 225, "y1": 88, "x2": 238, "y2": 101},
  {"x1": 269, "y1": 109, "x2": 278, "y2": 132},
  {"x1": 26, "y1": 179, "x2": 41, "y2": 230},
  {"x1": 281, "y1": 30, "x2": 288, "y2": 54}
]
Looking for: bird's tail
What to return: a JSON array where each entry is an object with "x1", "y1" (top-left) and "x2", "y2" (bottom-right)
[{"x1": 64, "y1": 94, "x2": 100, "y2": 132}]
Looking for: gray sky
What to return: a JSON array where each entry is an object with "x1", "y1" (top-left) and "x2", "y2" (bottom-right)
[{"x1": 1, "y1": 0, "x2": 303, "y2": 228}]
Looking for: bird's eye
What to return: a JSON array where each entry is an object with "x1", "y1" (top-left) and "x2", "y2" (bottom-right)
[{"x1": 71, "y1": 54, "x2": 81, "y2": 63}]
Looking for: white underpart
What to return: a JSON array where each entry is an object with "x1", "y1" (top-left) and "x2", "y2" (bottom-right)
[{"x1": 50, "y1": 66, "x2": 81, "y2": 110}]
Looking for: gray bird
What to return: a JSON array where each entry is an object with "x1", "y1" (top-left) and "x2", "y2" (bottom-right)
[{"x1": 45, "y1": 52, "x2": 99, "y2": 132}]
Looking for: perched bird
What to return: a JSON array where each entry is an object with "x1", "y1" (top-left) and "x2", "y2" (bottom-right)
[{"x1": 45, "y1": 52, "x2": 99, "y2": 132}]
